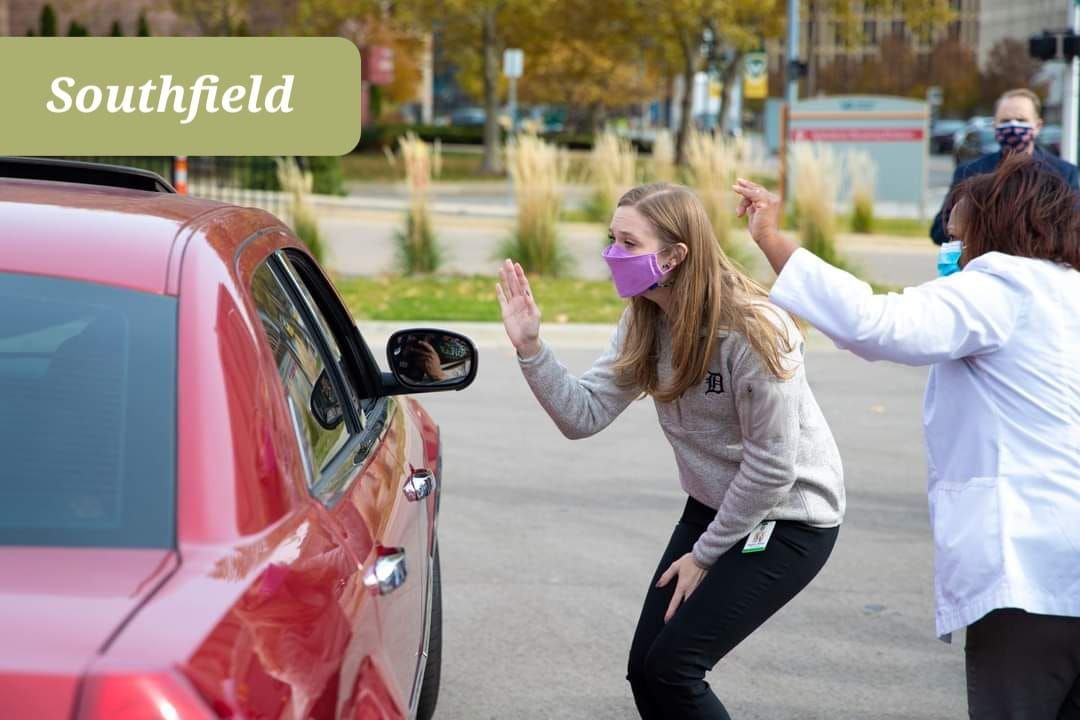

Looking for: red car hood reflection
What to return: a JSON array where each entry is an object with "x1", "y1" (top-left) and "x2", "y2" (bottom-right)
[{"x1": 0, "y1": 547, "x2": 178, "y2": 720}]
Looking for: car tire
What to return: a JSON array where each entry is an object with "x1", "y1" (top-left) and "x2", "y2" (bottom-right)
[{"x1": 416, "y1": 545, "x2": 442, "y2": 720}]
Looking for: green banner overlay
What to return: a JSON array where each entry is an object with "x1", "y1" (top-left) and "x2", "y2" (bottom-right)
[{"x1": 0, "y1": 37, "x2": 361, "y2": 155}]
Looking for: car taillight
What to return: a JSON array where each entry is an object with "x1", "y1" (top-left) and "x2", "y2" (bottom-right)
[{"x1": 77, "y1": 671, "x2": 218, "y2": 720}]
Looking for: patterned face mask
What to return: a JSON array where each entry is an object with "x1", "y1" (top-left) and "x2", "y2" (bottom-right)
[{"x1": 994, "y1": 120, "x2": 1036, "y2": 153}]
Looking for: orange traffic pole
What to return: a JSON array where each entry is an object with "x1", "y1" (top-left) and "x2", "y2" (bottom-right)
[{"x1": 174, "y1": 156, "x2": 188, "y2": 195}]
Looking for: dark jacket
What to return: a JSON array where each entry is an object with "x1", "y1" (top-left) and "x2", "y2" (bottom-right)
[{"x1": 930, "y1": 147, "x2": 1080, "y2": 244}]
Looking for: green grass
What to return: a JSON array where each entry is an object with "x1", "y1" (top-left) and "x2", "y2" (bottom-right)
[
  {"x1": 343, "y1": 151, "x2": 496, "y2": 182},
  {"x1": 781, "y1": 212, "x2": 928, "y2": 238},
  {"x1": 337, "y1": 274, "x2": 626, "y2": 323},
  {"x1": 334, "y1": 272, "x2": 903, "y2": 323},
  {"x1": 343, "y1": 149, "x2": 595, "y2": 183},
  {"x1": 859, "y1": 216, "x2": 928, "y2": 237}
]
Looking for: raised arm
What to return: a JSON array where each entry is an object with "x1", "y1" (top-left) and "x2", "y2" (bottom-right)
[
  {"x1": 732, "y1": 180, "x2": 1023, "y2": 366},
  {"x1": 497, "y1": 260, "x2": 639, "y2": 439}
]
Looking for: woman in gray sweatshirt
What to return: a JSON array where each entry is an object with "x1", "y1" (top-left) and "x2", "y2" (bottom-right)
[{"x1": 495, "y1": 183, "x2": 845, "y2": 719}]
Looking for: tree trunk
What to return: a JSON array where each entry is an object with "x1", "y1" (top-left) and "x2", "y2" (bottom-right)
[
  {"x1": 678, "y1": 55, "x2": 695, "y2": 166},
  {"x1": 665, "y1": 74, "x2": 676, "y2": 128},
  {"x1": 481, "y1": 6, "x2": 502, "y2": 175},
  {"x1": 719, "y1": 51, "x2": 743, "y2": 135},
  {"x1": 673, "y1": 24, "x2": 691, "y2": 167}
]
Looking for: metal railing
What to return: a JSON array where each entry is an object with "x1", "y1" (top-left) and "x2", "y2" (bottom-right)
[{"x1": 60, "y1": 156, "x2": 296, "y2": 219}]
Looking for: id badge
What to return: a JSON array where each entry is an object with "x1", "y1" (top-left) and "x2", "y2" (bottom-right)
[{"x1": 742, "y1": 520, "x2": 776, "y2": 554}]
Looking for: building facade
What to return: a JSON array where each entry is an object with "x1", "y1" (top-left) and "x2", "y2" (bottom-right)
[{"x1": 766, "y1": 0, "x2": 980, "y2": 97}]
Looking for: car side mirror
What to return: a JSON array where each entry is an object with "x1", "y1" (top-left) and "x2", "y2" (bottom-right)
[{"x1": 381, "y1": 328, "x2": 478, "y2": 395}]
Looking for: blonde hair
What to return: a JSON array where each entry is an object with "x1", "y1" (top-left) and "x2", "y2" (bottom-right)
[
  {"x1": 611, "y1": 183, "x2": 796, "y2": 403},
  {"x1": 995, "y1": 88, "x2": 1042, "y2": 118}
]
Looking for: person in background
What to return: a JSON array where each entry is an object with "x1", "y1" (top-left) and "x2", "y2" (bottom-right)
[
  {"x1": 735, "y1": 154, "x2": 1080, "y2": 719},
  {"x1": 930, "y1": 88, "x2": 1079, "y2": 245}
]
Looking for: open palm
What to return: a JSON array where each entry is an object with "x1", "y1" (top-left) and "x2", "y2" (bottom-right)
[{"x1": 496, "y1": 259, "x2": 541, "y2": 355}]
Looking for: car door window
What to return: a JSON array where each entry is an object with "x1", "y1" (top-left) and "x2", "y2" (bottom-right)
[
  {"x1": 276, "y1": 253, "x2": 370, "y2": 422},
  {"x1": 276, "y1": 251, "x2": 391, "y2": 488},
  {"x1": 250, "y1": 261, "x2": 351, "y2": 478}
]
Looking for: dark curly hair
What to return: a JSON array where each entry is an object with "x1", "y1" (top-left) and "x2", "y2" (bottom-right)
[{"x1": 945, "y1": 152, "x2": 1080, "y2": 271}]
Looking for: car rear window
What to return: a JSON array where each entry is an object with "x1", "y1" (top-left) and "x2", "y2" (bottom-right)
[{"x1": 0, "y1": 272, "x2": 177, "y2": 549}]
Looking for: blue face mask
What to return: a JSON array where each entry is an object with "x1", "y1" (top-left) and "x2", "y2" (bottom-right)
[{"x1": 937, "y1": 240, "x2": 963, "y2": 277}]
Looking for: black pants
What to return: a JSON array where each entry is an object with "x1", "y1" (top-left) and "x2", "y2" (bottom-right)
[
  {"x1": 966, "y1": 608, "x2": 1080, "y2": 720},
  {"x1": 627, "y1": 496, "x2": 838, "y2": 719}
]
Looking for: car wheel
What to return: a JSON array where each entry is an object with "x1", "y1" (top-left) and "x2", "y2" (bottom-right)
[{"x1": 416, "y1": 545, "x2": 442, "y2": 720}]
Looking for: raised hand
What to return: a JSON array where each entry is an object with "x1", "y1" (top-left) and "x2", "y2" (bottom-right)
[
  {"x1": 733, "y1": 178, "x2": 799, "y2": 274},
  {"x1": 495, "y1": 259, "x2": 542, "y2": 358},
  {"x1": 733, "y1": 178, "x2": 782, "y2": 245}
]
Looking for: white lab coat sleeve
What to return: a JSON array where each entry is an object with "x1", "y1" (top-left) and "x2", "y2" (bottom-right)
[{"x1": 768, "y1": 249, "x2": 1024, "y2": 366}]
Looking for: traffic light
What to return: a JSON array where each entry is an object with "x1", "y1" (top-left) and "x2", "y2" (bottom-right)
[
  {"x1": 786, "y1": 59, "x2": 809, "y2": 78},
  {"x1": 1030, "y1": 32, "x2": 1058, "y2": 61},
  {"x1": 1064, "y1": 32, "x2": 1080, "y2": 62}
]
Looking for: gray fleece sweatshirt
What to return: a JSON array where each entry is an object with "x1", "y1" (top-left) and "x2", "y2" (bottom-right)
[{"x1": 518, "y1": 307, "x2": 845, "y2": 567}]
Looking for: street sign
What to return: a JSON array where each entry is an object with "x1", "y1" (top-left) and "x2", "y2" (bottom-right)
[
  {"x1": 744, "y1": 52, "x2": 768, "y2": 99},
  {"x1": 788, "y1": 95, "x2": 930, "y2": 217},
  {"x1": 927, "y1": 86, "x2": 943, "y2": 106},
  {"x1": 362, "y1": 45, "x2": 394, "y2": 86},
  {"x1": 503, "y1": 48, "x2": 524, "y2": 78}
]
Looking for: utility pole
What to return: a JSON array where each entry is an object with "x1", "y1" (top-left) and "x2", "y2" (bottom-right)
[
  {"x1": 503, "y1": 48, "x2": 524, "y2": 134},
  {"x1": 786, "y1": 0, "x2": 800, "y2": 107},
  {"x1": 780, "y1": 0, "x2": 801, "y2": 203}
]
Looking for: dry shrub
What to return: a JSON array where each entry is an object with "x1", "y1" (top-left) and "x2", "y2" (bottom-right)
[
  {"x1": 585, "y1": 129, "x2": 637, "y2": 222},
  {"x1": 388, "y1": 132, "x2": 443, "y2": 273},
  {"x1": 651, "y1": 129, "x2": 675, "y2": 183},
  {"x1": 501, "y1": 133, "x2": 570, "y2": 275},
  {"x1": 275, "y1": 157, "x2": 327, "y2": 265},
  {"x1": 791, "y1": 142, "x2": 850, "y2": 268},
  {"x1": 847, "y1": 149, "x2": 877, "y2": 234},
  {"x1": 684, "y1": 130, "x2": 755, "y2": 268}
]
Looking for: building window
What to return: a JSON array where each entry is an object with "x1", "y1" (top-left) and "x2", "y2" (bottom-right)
[
  {"x1": 949, "y1": 21, "x2": 961, "y2": 41},
  {"x1": 892, "y1": 19, "x2": 905, "y2": 38},
  {"x1": 864, "y1": 20, "x2": 878, "y2": 45}
]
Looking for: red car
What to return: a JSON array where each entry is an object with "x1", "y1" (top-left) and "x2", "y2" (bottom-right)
[{"x1": 0, "y1": 158, "x2": 477, "y2": 720}]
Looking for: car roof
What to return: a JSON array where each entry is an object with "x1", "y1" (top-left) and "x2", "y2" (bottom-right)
[{"x1": 0, "y1": 178, "x2": 239, "y2": 295}]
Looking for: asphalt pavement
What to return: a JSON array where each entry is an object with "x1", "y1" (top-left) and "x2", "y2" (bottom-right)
[{"x1": 364, "y1": 323, "x2": 966, "y2": 720}]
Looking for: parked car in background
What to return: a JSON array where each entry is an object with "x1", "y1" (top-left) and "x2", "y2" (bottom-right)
[
  {"x1": 0, "y1": 157, "x2": 477, "y2": 720},
  {"x1": 930, "y1": 119, "x2": 966, "y2": 154},
  {"x1": 1038, "y1": 124, "x2": 1063, "y2": 156},
  {"x1": 449, "y1": 106, "x2": 486, "y2": 127},
  {"x1": 954, "y1": 120, "x2": 999, "y2": 167}
]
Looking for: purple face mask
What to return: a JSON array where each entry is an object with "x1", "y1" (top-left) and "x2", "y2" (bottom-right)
[
  {"x1": 602, "y1": 242, "x2": 669, "y2": 298},
  {"x1": 994, "y1": 120, "x2": 1036, "y2": 152}
]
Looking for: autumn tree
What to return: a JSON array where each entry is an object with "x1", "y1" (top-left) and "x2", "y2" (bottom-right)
[
  {"x1": 980, "y1": 38, "x2": 1048, "y2": 111},
  {"x1": 513, "y1": 0, "x2": 656, "y2": 131},
  {"x1": 928, "y1": 38, "x2": 980, "y2": 117},
  {"x1": 171, "y1": 0, "x2": 250, "y2": 35},
  {"x1": 401, "y1": 0, "x2": 555, "y2": 173}
]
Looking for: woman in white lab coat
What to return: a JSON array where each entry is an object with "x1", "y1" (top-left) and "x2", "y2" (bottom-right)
[{"x1": 733, "y1": 153, "x2": 1080, "y2": 720}]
